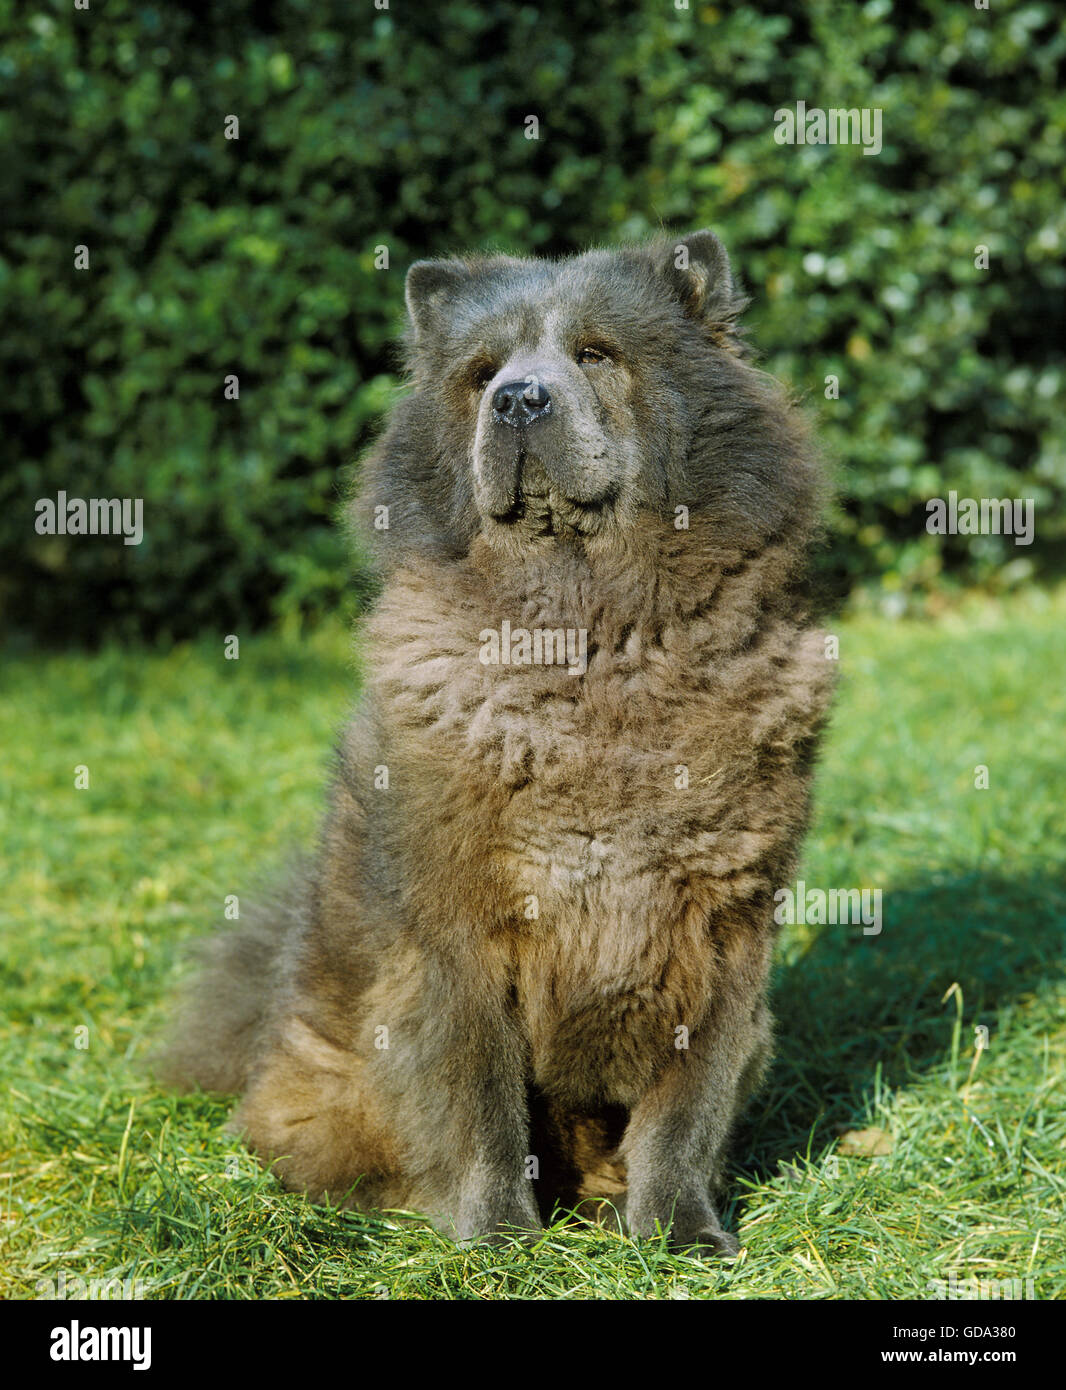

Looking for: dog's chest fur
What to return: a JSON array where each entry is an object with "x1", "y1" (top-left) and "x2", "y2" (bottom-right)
[{"x1": 366, "y1": 540, "x2": 830, "y2": 1105}]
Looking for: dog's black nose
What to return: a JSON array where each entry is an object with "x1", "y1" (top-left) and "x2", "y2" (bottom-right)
[{"x1": 492, "y1": 377, "x2": 551, "y2": 427}]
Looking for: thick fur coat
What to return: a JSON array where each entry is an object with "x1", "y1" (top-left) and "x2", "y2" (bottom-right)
[{"x1": 158, "y1": 231, "x2": 835, "y2": 1255}]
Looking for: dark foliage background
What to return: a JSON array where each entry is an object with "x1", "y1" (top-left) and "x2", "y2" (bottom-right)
[{"x1": 2, "y1": 0, "x2": 1064, "y2": 642}]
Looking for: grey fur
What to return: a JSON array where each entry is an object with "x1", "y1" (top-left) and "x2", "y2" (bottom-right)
[{"x1": 156, "y1": 231, "x2": 835, "y2": 1256}]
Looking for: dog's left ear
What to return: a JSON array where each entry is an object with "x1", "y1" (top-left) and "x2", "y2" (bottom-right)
[
  {"x1": 405, "y1": 259, "x2": 474, "y2": 342},
  {"x1": 648, "y1": 229, "x2": 750, "y2": 348}
]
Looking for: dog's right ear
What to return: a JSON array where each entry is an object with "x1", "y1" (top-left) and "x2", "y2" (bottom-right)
[
  {"x1": 631, "y1": 230, "x2": 750, "y2": 351},
  {"x1": 663, "y1": 231, "x2": 745, "y2": 322},
  {"x1": 405, "y1": 260, "x2": 474, "y2": 341}
]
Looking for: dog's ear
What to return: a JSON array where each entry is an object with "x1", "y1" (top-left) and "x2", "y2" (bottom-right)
[
  {"x1": 645, "y1": 229, "x2": 750, "y2": 349},
  {"x1": 405, "y1": 259, "x2": 474, "y2": 341}
]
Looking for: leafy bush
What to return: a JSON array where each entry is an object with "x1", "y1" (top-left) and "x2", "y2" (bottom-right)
[
  {"x1": 2, "y1": 0, "x2": 1062, "y2": 641},
  {"x1": 630, "y1": 0, "x2": 1066, "y2": 609}
]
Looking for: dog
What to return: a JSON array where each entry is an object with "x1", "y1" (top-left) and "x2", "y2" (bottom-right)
[{"x1": 158, "y1": 230, "x2": 835, "y2": 1255}]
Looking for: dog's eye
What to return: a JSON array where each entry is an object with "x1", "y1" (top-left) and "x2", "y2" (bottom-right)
[
  {"x1": 471, "y1": 363, "x2": 497, "y2": 390},
  {"x1": 576, "y1": 346, "x2": 609, "y2": 366}
]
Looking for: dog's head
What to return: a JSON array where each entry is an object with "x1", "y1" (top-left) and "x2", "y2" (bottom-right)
[{"x1": 361, "y1": 231, "x2": 816, "y2": 563}]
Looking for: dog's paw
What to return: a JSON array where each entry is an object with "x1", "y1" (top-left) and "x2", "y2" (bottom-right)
[
  {"x1": 455, "y1": 1190, "x2": 542, "y2": 1248},
  {"x1": 627, "y1": 1189, "x2": 740, "y2": 1260},
  {"x1": 674, "y1": 1225, "x2": 740, "y2": 1259}
]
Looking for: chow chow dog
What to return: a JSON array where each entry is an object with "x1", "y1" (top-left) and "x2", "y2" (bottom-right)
[{"x1": 159, "y1": 230, "x2": 834, "y2": 1256}]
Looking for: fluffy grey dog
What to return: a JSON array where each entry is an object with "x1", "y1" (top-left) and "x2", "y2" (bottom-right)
[{"x1": 159, "y1": 230, "x2": 834, "y2": 1255}]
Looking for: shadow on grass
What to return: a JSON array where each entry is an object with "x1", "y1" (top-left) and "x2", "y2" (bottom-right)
[
  {"x1": 23, "y1": 868, "x2": 1062, "y2": 1276},
  {"x1": 735, "y1": 866, "x2": 1066, "y2": 1184}
]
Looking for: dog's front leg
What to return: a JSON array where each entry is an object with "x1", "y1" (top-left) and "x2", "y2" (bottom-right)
[
  {"x1": 621, "y1": 983, "x2": 772, "y2": 1258},
  {"x1": 407, "y1": 944, "x2": 541, "y2": 1245}
]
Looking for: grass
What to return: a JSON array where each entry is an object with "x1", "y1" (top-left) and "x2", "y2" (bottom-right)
[{"x1": 2, "y1": 586, "x2": 1064, "y2": 1300}]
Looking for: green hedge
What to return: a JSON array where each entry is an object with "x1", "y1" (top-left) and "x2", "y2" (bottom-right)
[{"x1": 2, "y1": 0, "x2": 1063, "y2": 641}]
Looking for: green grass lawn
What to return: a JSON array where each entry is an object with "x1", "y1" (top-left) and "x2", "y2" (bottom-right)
[{"x1": 2, "y1": 587, "x2": 1064, "y2": 1300}]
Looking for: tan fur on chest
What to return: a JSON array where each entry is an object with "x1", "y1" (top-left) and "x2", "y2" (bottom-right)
[{"x1": 366, "y1": 538, "x2": 828, "y2": 1107}]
